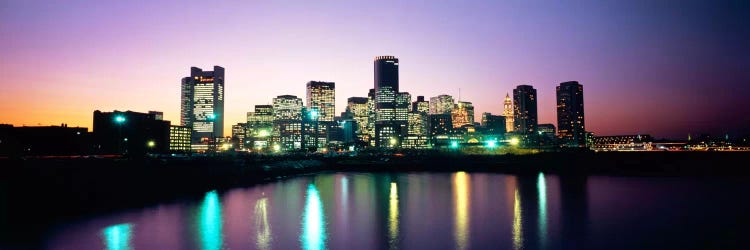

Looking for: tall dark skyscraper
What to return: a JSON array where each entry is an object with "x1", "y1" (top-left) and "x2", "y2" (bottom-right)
[
  {"x1": 513, "y1": 85, "x2": 538, "y2": 134},
  {"x1": 181, "y1": 66, "x2": 225, "y2": 145},
  {"x1": 557, "y1": 81, "x2": 585, "y2": 147},
  {"x1": 374, "y1": 56, "x2": 399, "y2": 92},
  {"x1": 373, "y1": 56, "x2": 409, "y2": 147}
]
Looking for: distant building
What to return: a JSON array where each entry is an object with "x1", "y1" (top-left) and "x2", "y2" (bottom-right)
[
  {"x1": 246, "y1": 105, "x2": 274, "y2": 150},
  {"x1": 347, "y1": 97, "x2": 369, "y2": 137},
  {"x1": 272, "y1": 95, "x2": 303, "y2": 150},
  {"x1": 306, "y1": 81, "x2": 336, "y2": 122},
  {"x1": 93, "y1": 110, "x2": 170, "y2": 155},
  {"x1": 429, "y1": 94, "x2": 454, "y2": 115},
  {"x1": 481, "y1": 113, "x2": 506, "y2": 136},
  {"x1": 408, "y1": 112, "x2": 428, "y2": 136},
  {"x1": 428, "y1": 113, "x2": 453, "y2": 138},
  {"x1": 503, "y1": 93, "x2": 514, "y2": 132},
  {"x1": 402, "y1": 135, "x2": 431, "y2": 149},
  {"x1": 374, "y1": 56, "x2": 399, "y2": 91},
  {"x1": 0, "y1": 124, "x2": 90, "y2": 156},
  {"x1": 513, "y1": 85, "x2": 538, "y2": 135},
  {"x1": 592, "y1": 134, "x2": 653, "y2": 151},
  {"x1": 412, "y1": 96, "x2": 429, "y2": 114},
  {"x1": 180, "y1": 66, "x2": 225, "y2": 144},
  {"x1": 556, "y1": 81, "x2": 586, "y2": 147},
  {"x1": 451, "y1": 101, "x2": 474, "y2": 128},
  {"x1": 231, "y1": 123, "x2": 247, "y2": 149},
  {"x1": 538, "y1": 123, "x2": 557, "y2": 146},
  {"x1": 169, "y1": 125, "x2": 191, "y2": 153},
  {"x1": 149, "y1": 111, "x2": 164, "y2": 121}
]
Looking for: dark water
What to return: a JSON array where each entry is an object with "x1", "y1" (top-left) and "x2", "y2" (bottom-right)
[{"x1": 45, "y1": 172, "x2": 750, "y2": 249}]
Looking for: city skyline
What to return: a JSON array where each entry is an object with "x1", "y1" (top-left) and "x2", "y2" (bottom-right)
[{"x1": 1, "y1": 1, "x2": 748, "y2": 139}]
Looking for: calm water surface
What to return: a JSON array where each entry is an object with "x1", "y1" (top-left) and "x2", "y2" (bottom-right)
[{"x1": 46, "y1": 172, "x2": 750, "y2": 249}]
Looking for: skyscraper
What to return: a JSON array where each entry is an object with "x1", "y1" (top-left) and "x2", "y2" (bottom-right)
[
  {"x1": 272, "y1": 95, "x2": 303, "y2": 150},
  {"x1": 347, "y1": 97, "x2": 369, "y2": 136},
  {"x1": 412, "y1": 96, "x2": 429, "y2": 114},
  {"x1": 513, "y1": 85, "x2": 538, "y2": 134},
  {"x1": 503, "y1": 93, "x2": 514, "y2": 132},
  {"x1": 429, "y1": 95, "x2": 455, "y2": 115},
  {"x1": 451, "y1": 101, "x2": 474, "y2": 128},
  {"x1": 373, "y1": 56, "x2": 409, "y2": 147},
  {"x1": 374, "y1": 56, "x2": 399, "y2": 92},
  {"x1": 180, "y1": 66, "x2": 225, "y2": 144},
  {"x1": 306, "y1": 81, "x2": 335, "y2": 122},
  {"x1": 557, "y1": 81, "x2": 585, "y2": 147}
]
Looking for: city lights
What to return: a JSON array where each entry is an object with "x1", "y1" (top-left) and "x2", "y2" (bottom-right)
[
  {"x1": 114, "y1": 115, "x2": 126, "y2": 123},
  {"x1": 147, "y1": 140, "x2": 155, "y2": 148},
  {"x1": 485, "y1": 140, "x2": 497, "y2": 148},
  {"x1": 510, "y1": 138, "x2": 520, "y2": 146},
  {"x1": 450, "y1": 141, "x2": 459, "y2": 149}
]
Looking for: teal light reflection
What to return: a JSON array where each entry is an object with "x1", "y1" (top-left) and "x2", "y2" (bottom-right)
[
  {"x1": 537, "y1": 172, "x2": 548, "y2": 248},
  {"x1": 199, "y1": 190, "x2": 223, "y2": 250},
  {"x1": 301, "y1": 184, "x2": 326, "y2": 250},
  {"x1": 102, "y1": 223, "x2": 133, "y2": 250}
]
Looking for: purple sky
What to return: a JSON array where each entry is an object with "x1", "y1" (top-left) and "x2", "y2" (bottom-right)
[{"x1": 1, "y1": 0, "x2": 748, "y2": 138}]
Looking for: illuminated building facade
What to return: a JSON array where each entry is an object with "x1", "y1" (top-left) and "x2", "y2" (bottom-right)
[
  {"x1": 408, "y1": 112, "x2": 427, "y2": 136},
  {"x1": 169, "y1": 125, "x2": 191, "y2": 153},
  {"x1": 556, "y1": 81, "x2": 586, "y2": 147},
  {"x1": 231, "y1": 123, "x2": 247, "y2": 149},
  {"x1": 412, "y1": 96, "x2": 429, "y2": 114},
  {"x1": 513, "y1": 85, "x2": 538, "y2": 135},
  {"x1": 503, "y1": 93, "x2": 514, "y2": 132},
  {"x1": 592, "y1": 134, "x2": 653, "y2": 151},
  {"x1": 272, "y1": 95, "x2": 303, "y2": 150},
  {"x1": 181, "y1": 66, "x2": 225, "y2": 144},
  {"x1": 373, "y1": 56, "x2": 410, "y2": 147},
  {"x1": 429, "y1": 94, "x2": 454, "y2": 115},
  {"x1": 246, "y1": 105, "x2": 273, "y2": 150},
  {"x1": 306, "y1": 81, "x2": 336, "y2": 122},
  {"x1": 451, "y1": 101, "x2": 474, "y2": 128},
  {"x1": 347, "y1": 97, "x2": 369, "y2": 137}
]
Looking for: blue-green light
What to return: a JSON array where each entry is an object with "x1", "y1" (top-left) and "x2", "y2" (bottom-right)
[
  {"x1": 114, "y1": 115, "x2": 126, "y2": 123},
  {"x1": 485, "y1": 140, "x2": 497, "y2": 148},
  {"x1": 537, "y1": 172, "x2": 547, "y2": 248},
  {"x1": 301, "y1": 184, "x2": 326, "y2": 250},
  {"x1": 102, "y1": 223, "x2": 133, "y2": 250},
  {"x1": 310, "y1": 110, "x2": 319, "y2": 119},
  {"x1": 207, "y1": 114, "x2": 216, "y2": 120},
  {"x1": 199, "y1": 190, "x2": 223, "y2": 250},
  {"x1": 450, "y1": 141, "x2": 459, "y2": 149}
]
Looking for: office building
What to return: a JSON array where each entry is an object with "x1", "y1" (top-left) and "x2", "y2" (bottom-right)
[
  {"x1": 306, "y1": 81, "x2": 336, "y2": 122},
  {"x1": 428, "y1": 113, "x2": 453, "y2": 137},
  {"x1": 451, "y1": 101, "x2": 474, "y2": 128},
  {"x1": 272, "y1": 95, "x2": 303, "y2": 150},
  {"x1": 481, "y1": 112, "x2": 506, "y2": 136},
  {"x1": 557, "y1": 81, "x2": 586, "y2": 147},
  {"x1": 429, "y1": 95, "x2": 454, "y2": 115},
  {"x1": 412, "y1": 96, "x2": 429, "y2": 114},
  {"x1": 373, "y1": 56, "x2": 409, "y2": 147},
  {"x1": 0, "y1": 124, "x2": 90, "y2": 156},
  {"x1": 513, "y1": 85, "x2": 538, "y2": 134},
  {"x1": 93, "y1": 110, "x2": 170, "y2": 155},
  {"x1": 169, "y1": 125, "x2": 191, "y2": 153},
  {"x1": 347, "y1": 97, "x2": 369, "y2": 136},
  {"x1": 180, "y1": 66, "x2": 225, "y2": 144}
]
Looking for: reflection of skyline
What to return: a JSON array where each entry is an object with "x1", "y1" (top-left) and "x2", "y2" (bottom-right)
[
  {"x1": 453, "y1": 171, "x2": 470, "y2": 250},
  {"x1": 198, "y1": 190, "x2": 223, "y2": 250},
  {"x1": 512, "y1": 188, "x2": 523, "y2": 250},
  {"x1": 254, "y1": 197, "x2": 272, "y2": 250},
  {"x1": 102, "y1": 223, "x2": 133, "y2": 250},
  {"x1": 301, "y1": 184, "x2": 326, "y2": 250},
  {"x1": 388, "y1": 182, "x2": 399, "y2": 249},
  {"x1": 538, "y1": 173, "x2": 547, "y2": 248}
]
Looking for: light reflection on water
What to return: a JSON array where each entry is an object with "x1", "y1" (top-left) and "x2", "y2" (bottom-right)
[
  {"x1": 46, "y1": 172, "x2": 750, "y2": 250},
  {"x1": 254, "y1": 197, "x2": 271, "y2": 250},
  {"x1": 102, "y1": 223, "x2": 133, "y2": 250},
  {"x1": 453, "y1": 171, "x2": 470, "y2": 250},
  {"x1": 538, "y1": 172, "x2": 547, "y2": 249},
  {"x1": 301, "y1": 184, "x2": 326, "y2": 250}
]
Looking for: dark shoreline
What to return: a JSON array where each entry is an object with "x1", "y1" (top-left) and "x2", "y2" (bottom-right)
[{"x1": 2, "y1": 151, "x2": 749, "y2": 247}]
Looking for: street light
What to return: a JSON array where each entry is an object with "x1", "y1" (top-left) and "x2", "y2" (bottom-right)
[
  {"x1": 510, "y1": 137, "x2": 520, "y2": 146},
  {"x1": 450, "y1": 141, "x2": 459, "y2": 149},
  {"x1": 147, "y1": 140, "x2": 155, "y2": 148},
  {"x1": 485, "y1": 140, "x2": 497, "y2": 148}
]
